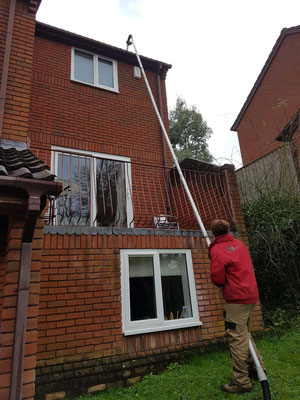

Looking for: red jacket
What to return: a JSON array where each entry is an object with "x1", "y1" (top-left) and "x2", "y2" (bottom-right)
[{"x1": 208, "y1": 234, "x2": 259, "y2": 304}]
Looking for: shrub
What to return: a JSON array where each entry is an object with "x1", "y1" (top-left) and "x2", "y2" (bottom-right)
[{"x1": 243, "y1": 193, "x2": 300, "y2": 324}]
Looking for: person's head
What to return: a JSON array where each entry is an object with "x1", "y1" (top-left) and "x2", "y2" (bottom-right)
[{"x1": 211, "y1": 219, "x2": 230, "y2": 237}]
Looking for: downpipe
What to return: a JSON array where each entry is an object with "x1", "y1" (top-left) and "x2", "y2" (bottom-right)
[{"x1": 126, "y1": 34, "x2": 271, "y2": 400}]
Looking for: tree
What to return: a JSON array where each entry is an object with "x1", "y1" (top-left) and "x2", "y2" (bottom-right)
[{"x1": 169, "y1": 96, "x2": 213, "y2": 162}]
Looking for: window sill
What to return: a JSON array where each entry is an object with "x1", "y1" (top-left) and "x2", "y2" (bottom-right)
[
  {"x1": 71, "y1": 78, "x2": 119, "y2": 94},
  {"x1": 123, "y1": 320, "x2": 202, "y2": 336}
]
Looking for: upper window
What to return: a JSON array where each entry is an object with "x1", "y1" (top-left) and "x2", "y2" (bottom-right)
[
  {"x1": 121, "y1": 249, "x2": 201, "y2": 336},
  {"x1": 52, "y1": 146, "x2": 132, "y2": 227},
  {"x1": 71, "y1": 48, "x2": 119, "y2": 92}
]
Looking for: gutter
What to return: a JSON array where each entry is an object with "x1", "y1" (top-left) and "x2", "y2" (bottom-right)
[
  {"x1": 0, "y1": 176, "x2": 62, "y2": 400},
  {"x1": 35, "y1": 22, "x2": 172, "y2": 74}
]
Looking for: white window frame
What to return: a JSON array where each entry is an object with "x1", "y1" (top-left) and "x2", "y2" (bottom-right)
[
  {"x1": 51, "y1": 146, "x2": 133, "y2": 227},
  {"x1": 71, "y1": 47, "x2": 119, "y2": 93},
  {"x1": 121, "y1": 249, "x2": 201, "y2": 336}
]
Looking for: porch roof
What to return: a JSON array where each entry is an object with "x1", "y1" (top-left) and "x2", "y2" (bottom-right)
[{"x1": 0, "y1": 140, "x2": 55, "y2": 180}]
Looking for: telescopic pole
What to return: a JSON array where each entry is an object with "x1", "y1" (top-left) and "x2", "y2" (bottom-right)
[
  {"x1": 126, "y1": 34, "x2": 210, "y2": 247},
  {"x1": 126, "y1": 34, "x2": 271, "y2": 399}
]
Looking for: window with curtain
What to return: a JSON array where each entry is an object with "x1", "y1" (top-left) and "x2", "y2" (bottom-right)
[{"x1": 121, "y1": 249, "x2": 201, "y2": 335}]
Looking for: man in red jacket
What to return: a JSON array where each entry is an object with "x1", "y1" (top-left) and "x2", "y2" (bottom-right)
[{"x1": 208, "y1": 219, "x2": 265, "y2": 394}]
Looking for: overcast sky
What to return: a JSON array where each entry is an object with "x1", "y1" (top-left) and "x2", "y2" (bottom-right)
[{"x1": 37, "y1": 0, "x2": 300, "y2": 167}]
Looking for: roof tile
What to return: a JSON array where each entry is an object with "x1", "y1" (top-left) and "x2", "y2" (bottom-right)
[{"x1": 0, "y1": 147, "x2": 55, "y2": 181}]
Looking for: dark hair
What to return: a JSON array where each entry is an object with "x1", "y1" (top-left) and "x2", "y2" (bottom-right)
[{"x1": 211, "y1": 219, "x2": 230, "y2": 236}]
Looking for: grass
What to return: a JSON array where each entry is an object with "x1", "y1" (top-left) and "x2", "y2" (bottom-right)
[{"x1": 74, "y1": 323, "x2": 300, "y2": 400}]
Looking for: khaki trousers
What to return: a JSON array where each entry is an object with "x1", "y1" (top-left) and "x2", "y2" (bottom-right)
[{"x1": 224, "y1": 302, "x2": 264, "y2": 388}]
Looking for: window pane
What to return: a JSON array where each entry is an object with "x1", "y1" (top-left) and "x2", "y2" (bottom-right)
[
  {"x1": 74, "y1": 50, "x2": 94, "y2": 84},
  {"x1": 159, "y1": 254, "x2": 192, "y2": 320},
  {"x1": 96, "y1": 159, "x2": 127, "y2": 227},
  {"x1": 129, "y1": 256, "x2": 157, "y2": 321},
  {"x1": 56, "y1": 154, "x2": 91, "y2": 225},
  {"x1": 98, "y1": 58, "x2": 114, "y2": 88}
]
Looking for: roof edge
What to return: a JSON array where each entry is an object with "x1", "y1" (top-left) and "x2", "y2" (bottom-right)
[
  {"x1": 179, "y1": 158, "x2": 235, "y2": 173},
  {"x1": 231, "y1": 25, "x2": 300, "y2": 132},
  {"x1": 35, "y1": 21, "x2": 172, "y2": 73},
  {"x1": 27, "y1": 0, "x2": 42, "y2": 14}
]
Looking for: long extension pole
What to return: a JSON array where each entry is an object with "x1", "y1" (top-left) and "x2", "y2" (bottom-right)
[
  {"x1": 249, "y1": 340, "x2": 271, "y2": 399},
  {"x1": 126, "y1": 35, "x2": 210, "y2": 247},
  {"x1": 126, "y1": 34, "x2": 270, "y2": 400}
]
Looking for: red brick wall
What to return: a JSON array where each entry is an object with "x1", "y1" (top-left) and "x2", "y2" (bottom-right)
[
  {"x1": 0, "y1": 255, "x2": 6, "y2": 328},
  {"x1": 33, "y1": 150, "x2": 265, "y2": 400},
  {"x1": 236, "y1": 33, "x2": 300, "y2": 166},
  {"x1": 0, "y1": 215, "x2": 44, "y2": 400},
  {"x1": 28, "y1": 34, "x2": 173, "y2": 229},
  {"x1": 37, "y1": 233, "x2": 208, "y2": 365},
  {"x1": 0, "y1": 0, "x2": 36, "y2": 142},
  {"x1": 0, "y1": 2, "x2": 43, "y2": 399},
  {"x1": 0, "y1": 0, "x2": 8, "y2": 75},
  {"x1": 35, "y1": 230, "x2": 263, "y2": 398},
  {"x1": 29, "y1": 35, "x2": 172, "y2": 168}
]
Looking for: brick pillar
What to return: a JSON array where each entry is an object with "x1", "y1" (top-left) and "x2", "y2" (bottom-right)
[
  {"x1": 0, "y1": 214, "x2": 44, "y2": 400},
  {"x1": 0, "y1": 0, "x2": 38, "y2": 143},
  {"x1": 224, "y1": 166, "x2": 248, "y2": 243},
  {"x1": 224, "y1": 166, "x2": 264, "y2": 331}
]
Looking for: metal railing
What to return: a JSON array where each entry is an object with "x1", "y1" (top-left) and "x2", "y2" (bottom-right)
[{"x1": 44, "y1": 149, "x2": 233, "y2": 230}]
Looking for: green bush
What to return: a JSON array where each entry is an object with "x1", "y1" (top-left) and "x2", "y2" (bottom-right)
[{"x1": 243, "y1": 194, "x2": 300, "y2": 324}]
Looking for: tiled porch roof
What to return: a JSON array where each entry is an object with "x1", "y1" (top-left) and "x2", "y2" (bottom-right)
[{"x1": 0, "y1": 141, "x2": 55, "y2": 181}]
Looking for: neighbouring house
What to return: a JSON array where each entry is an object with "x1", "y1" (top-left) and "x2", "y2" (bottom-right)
[
  {"x1": 0, "y1": 1, "x2": 264, "y2": 400},
  {"x1": 231, "y1": 25, "x2": 300, "y2": 169},
  {"x1": 231, "y1": 25, "x2": 300, "y2": 200}
]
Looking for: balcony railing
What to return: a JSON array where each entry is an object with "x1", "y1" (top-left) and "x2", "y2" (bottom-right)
[{"x1": 44, "y1": 149, "x2": 233, "y2": 230}]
